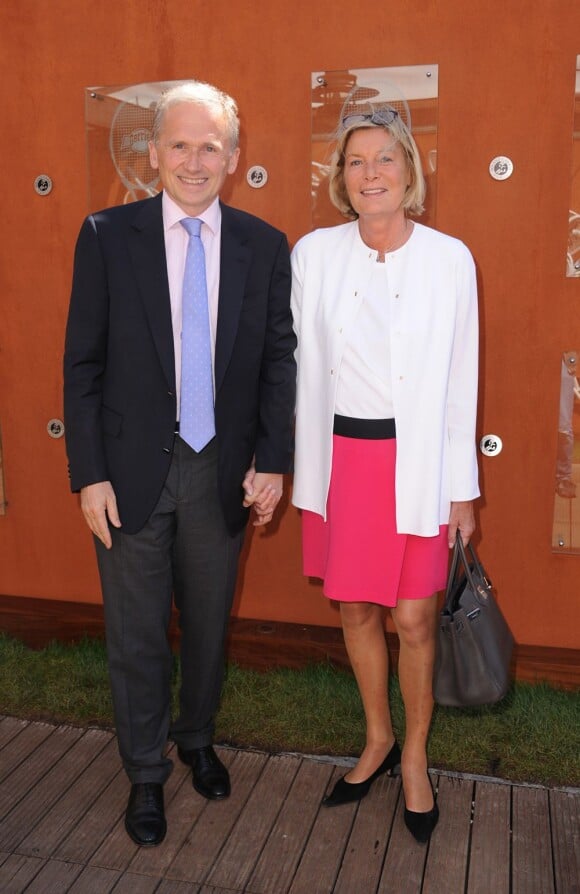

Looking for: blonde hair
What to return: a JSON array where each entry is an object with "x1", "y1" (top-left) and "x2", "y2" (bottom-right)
[{"x1": 329, "y1": 109, "x2": 425, "y2": 218}]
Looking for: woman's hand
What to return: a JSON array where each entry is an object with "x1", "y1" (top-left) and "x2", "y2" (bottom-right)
[
  {"x1": 448, "y1": 500, "x2": 475, "y2": 548},
  {"x1": 242, "y1": 467, "x2": 284, "y2": 527}
]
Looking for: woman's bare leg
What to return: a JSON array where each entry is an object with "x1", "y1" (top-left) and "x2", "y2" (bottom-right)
[
  {"x1": 340, "y1": 601, "x2": 396, "y2": 782},
  {"x1": 391, "y1": 593, "x2": 438, "y2": 811}
]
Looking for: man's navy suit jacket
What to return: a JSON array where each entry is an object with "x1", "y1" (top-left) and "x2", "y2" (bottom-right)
[{"x1": 64, "y1": 193, "x2": 296, "y2": 536}]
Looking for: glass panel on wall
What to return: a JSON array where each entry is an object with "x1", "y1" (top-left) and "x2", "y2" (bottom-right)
[
  {"x1": 567, "y1": 55, "x2": 580, "y2": 277},
  {"x1": 311, "y1": 64, "x2": 438, "y2": 229},
  {"x1": 85, "y1": 81, "x2": 185, "y2": 212},
  {"x1": 552, "y1": 349, "x2": 580, "y2": 552}
]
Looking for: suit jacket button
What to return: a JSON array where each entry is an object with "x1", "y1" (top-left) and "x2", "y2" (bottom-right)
[{"x1": 163, "y1": 447, "x2": 170, "y2": 453}]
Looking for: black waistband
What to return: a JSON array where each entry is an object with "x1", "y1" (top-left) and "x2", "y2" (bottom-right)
[{"x1": 333, "y1": 415, "x2": 396, "y2": 439}]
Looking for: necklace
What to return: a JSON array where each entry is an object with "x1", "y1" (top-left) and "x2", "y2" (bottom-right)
[{"x1": 374, "y1": 219, "x2": 411, "y2": 263}]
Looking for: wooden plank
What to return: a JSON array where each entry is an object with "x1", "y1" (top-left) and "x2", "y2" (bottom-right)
[
  {"x1": 89, "y1": 746, "x2": 186, "y2": 872},
  {"x1": 0, "y1": 724, "x2": 83, "y2": 828},
  {"x1": 67, "y1": 865, "x2": 121, "y2": 893},
  {"x1": 288, "y1": 766, "x2": 358, "y2": 894},
  {"x1": 0, "y1": 718, "x2": 56, "y2": 785},
  {"x1": 0, "y1": 726, "x2": 103, "y2": 851},
  {"x1": 166, "y1": 749, "x2": 269, "y2": 884},
  {"x1": 0, "y1": 716, "x2": 29, "y2": 750},
  {"x1": 19, "y1": 858, "x2": 83, "y2": 892},
  {"x1": 204, "y1": 753, "x2": 300, "y2": 891},
  {"x1": 156, "y1": 881, "x2": 201, "y2": 894},
  {"x1": 422, "y1": 774, "x2": 472, "y2": 894},
  {"x1": 225, "y1": 618, "x2": 355, "y2": 671},
  {"x1": 54, "y1": 764, "x2": 127, "y2": 863},
  {"x1": 0, "y1": 722, "x2": 575, "y2": 894},
  {"x1": 104, "y1": 870, "x2": 161, "y2": 892},
  {"x1": 129, "y1": 747, "x2": 236, "y2": 878},
  {"x1": 0, "y1": 854, "x2": 45, "y2": 892},
  {"x1": 333, "y1": 773, "x2": 400, "y2": 894},
  {"x1": 550, "y1": 789, "x2": 580, "y2": 894},
  {"x1": 514, "y1": 644, "x2": 580, "y2": 689},
  {"x1": 377, "y1": 788, "x2": 427, "y2": 894},
  {"x1": 0, "y1": 594, "x2": 107, "y2": 647},
  {"x1": 17, "y1": 731, "x2": 118, "y2": 857},
  {"x1": 512, "y1": 786, "x2": 555, "y2": 894},
  {"x1": 467, "y1": 781, "x2": 510, "y2": 894},
  {"x1": 126, "y1": 767, "x2": 206, "y2": 877},
  {"x1": 245, "y1": 757, "x2": 334, "y2": 893}
]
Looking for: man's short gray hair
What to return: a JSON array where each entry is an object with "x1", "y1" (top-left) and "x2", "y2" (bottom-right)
[{"x1": 152, "y1": 81, "x2": 240, "y2": 150}]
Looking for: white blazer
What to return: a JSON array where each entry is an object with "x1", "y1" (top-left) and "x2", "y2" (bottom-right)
[{"x1": 291, "y1": 221, "x2": 480, "y2": 537}]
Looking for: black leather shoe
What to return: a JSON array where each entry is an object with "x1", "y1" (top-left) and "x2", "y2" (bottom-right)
[
  {"x1": 322, "y1": 741, "x2": 401, "y2": 807},
  {"x1": 178, "y1": 745, "x2": 230, "y2": 800},
  {"x1": 403, "y1": 776, "x2": 439, "y2": 843},
  {"x1": 124, "y1": 783, "x2": 166, "y2": 847},
  {"x1": 404, "y1": 802, "x2": 439, "y2": 843}
]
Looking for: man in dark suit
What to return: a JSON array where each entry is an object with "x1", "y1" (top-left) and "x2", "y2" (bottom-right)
[{"x1": 63, "y1": 81, "x2": 296, "y2": 847}]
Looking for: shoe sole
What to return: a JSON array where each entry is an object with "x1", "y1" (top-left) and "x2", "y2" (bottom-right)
[
  {"x1": 193, "y1": 781, "x2": 230, "y2": 801},
  {"x1": 124, "y1": 820, "x2": 167, "y2": 847}
]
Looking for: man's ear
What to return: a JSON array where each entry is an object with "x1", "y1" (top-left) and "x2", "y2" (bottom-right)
[
  {"x1": 227, "y1": 147, "x2": 241, "y2": 175},
  {"x1": 149, "y1": 141, "x2": 159, "y2": 170}
]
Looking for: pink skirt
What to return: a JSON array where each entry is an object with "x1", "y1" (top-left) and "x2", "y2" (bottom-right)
[{"x1": 302, "y1": 435, "x2": 448, "y2": 607}]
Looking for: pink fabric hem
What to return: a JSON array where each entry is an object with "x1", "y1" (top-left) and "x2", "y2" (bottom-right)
[{"x1": 302, "y1": 435, "x2": 448, "y2": 607}]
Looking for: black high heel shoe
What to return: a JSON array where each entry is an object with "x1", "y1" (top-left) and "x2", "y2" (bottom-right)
[
  {"x1": 322, "y1": 741, "x2": 401, "y2": 807},
  {"x1": 403, "y1": 776, "x2": 439, "y2": 843}
]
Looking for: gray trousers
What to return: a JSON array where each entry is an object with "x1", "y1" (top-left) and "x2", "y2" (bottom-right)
[{"x1": 95, "y1": 437, "x2": 244, "y2": 784}]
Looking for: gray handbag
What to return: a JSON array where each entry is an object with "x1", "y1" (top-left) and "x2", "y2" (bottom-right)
[{"x1": 433, "y1": 537, "x2": 514, "y2": 707}]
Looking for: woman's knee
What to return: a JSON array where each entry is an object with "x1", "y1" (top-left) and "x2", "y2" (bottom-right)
[
  {"x1": 341, "y1": 601, "x2": 383, "y2": 631},
  {"x1": 393, "y1": 598, "x2": 437, "y2": 647}
]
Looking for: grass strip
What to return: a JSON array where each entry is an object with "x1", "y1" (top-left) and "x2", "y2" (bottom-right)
[{"x1": 0, "y1": 634, "x2": 578, "y2": 787}]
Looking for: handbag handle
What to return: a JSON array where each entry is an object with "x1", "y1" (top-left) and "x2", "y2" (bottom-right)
[{"x1": 443, "y1": 537, "x2": 490, "y2": 613}]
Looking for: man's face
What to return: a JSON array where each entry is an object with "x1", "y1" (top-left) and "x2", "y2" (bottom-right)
[{"x1": 149, "y1": 101, "x2": 239, "y2": 217}]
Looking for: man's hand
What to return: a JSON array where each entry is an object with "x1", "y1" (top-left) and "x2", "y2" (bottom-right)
[
  {"x1": 80, "y1": 481, "x2": 121, "y2": 549},
  {"x1": 242, "y1": 468, "x2": 283, "y2": 527}
]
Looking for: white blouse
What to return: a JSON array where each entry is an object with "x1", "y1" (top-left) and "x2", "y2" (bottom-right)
[{"x1": 335, "y1": 261, "x2": 394, "y2": 419}]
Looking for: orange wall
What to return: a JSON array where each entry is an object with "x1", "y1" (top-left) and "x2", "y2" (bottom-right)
[{"x1": 1, "y1": 0, "x2": 579, "y2": 649}]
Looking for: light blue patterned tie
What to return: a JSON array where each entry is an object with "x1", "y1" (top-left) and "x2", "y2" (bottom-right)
[{"x1": 179, "y1": 218, "x2": 215, "y2": 452}]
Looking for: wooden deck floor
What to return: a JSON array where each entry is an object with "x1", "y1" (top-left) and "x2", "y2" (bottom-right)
[{"x1": 0, "y1": 716, "x2": 578, "y2": 893}]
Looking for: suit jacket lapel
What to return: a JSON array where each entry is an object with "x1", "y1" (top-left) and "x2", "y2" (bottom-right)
[
  {"x1": 215, "y1": 203, "x2": 252, "y2": 394},
  {"x1": 128, "y1": 193, "x2": 176, "y2": 390}
]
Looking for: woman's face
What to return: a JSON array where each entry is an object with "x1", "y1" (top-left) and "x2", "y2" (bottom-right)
[{"x1": 343, "y1": 127, "x2": 410, "y2": 221}]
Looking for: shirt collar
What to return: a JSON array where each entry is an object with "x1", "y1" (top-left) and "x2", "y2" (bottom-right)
[{"x1": 161, "y1": 191, "x2": 221, "y2": 235}]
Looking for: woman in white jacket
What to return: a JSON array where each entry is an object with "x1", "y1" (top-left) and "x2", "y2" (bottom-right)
[{"x1": 291, "y1": 107, "x2": 479, "y2": 842}]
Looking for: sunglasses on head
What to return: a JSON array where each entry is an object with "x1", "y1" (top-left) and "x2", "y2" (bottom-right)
[{"x1": 341, "y1": 107, "x2": 399, "y2": 129}]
